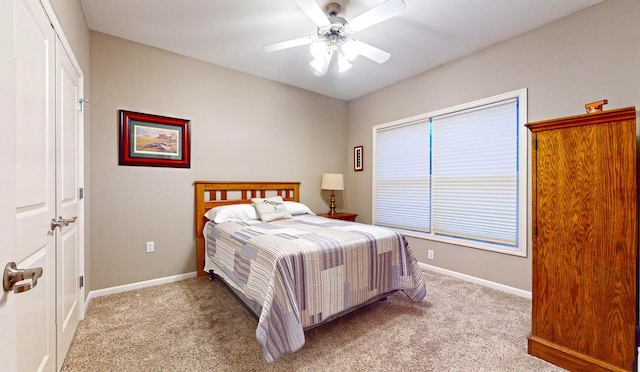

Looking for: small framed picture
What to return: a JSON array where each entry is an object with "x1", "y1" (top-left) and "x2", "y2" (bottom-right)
[
  {"x1": 354, "y1": 146, "x2": 363, "y2": 172},
  {"x1": 119, "y1": 110, "x2": 191, "y2": 168}
]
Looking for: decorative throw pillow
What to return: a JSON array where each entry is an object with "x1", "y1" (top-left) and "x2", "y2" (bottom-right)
[
  {"x1": 252, "y1": 196, "x2": 292, "y2": 222},
  {"x1": 284, "y1": 201, "x2": 316, "y2": 216}
]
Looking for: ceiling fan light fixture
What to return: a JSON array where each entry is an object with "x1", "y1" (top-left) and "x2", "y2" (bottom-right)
[
  {"x1": 310, "y1": 47, "x2": 333, "y2": 76},
  {"x1": 341, "y1": 39, "x2": 359, "y2": 62},
  {"x1": 310, "y1": 40, "x2": 329, "y2": 60},
  {"x1": 310, "y1": 58, "x2": 325, "y2": 74},
  {"x1": 338, "y1": 54, "x2": 352, "y2": 72}
]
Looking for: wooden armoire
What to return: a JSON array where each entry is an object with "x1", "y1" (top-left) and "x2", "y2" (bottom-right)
[{"x1": 526, "y1": 106, "x2": 638, "y2": 371}]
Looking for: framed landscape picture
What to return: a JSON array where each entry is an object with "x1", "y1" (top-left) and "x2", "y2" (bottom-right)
[{"x1": 119, "y1": 110, "x2": 191, "y2": 168}]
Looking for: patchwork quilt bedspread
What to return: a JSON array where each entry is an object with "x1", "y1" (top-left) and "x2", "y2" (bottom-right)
[{"x1": 204, "y1": 215, "x2": 426, "y2": 363}]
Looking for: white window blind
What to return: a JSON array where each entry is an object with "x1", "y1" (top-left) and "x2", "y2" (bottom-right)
[
  {"x1": 431, "y1": 99, "x2": 518, "y2": 246},
  {"x1": 373, "y1": 89, "x2": 527, "y2": 255},
  {"x1": 374, "y1": 121, "x2": 430, "y2": 232}
]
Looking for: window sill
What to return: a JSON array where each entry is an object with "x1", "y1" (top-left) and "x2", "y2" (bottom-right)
[{"x1": 389, "y1": 228, "x2": 528, "y2": 257}]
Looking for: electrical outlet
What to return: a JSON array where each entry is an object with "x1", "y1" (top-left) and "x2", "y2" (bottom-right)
[
  {"x1": 146, "y1": 241, "x2": 154, "y2": 253},
  {"x1": 428, "y1": 249, "x2": 434, "y2": 260}
]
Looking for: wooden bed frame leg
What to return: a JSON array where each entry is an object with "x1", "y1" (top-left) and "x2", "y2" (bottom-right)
[{"x1": 208, "y1": 270, "x2": 216, "y2": 281}]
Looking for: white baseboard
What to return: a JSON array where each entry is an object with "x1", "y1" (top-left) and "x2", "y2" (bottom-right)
[
  {"x1": 85, "y1": 271, "x2": 198, "y2": 309},
  {"x1": 82, "y1": 265, "x2": 530, "y2": 310},
  {"x1": 419, "y1": 263, "x2": 532, "y2": 299}
]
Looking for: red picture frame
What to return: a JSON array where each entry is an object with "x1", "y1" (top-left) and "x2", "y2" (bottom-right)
[
  {"x1": 119, "y1": 110, "x2": 191, "y2": 168},
  {"x1": 354, "y1": 146, "x2": 363, "y2": 171}
]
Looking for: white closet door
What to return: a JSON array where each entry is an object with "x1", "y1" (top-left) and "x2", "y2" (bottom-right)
[
  {"x1": 0, "y1": 0, "x2": 18, "y2": 370},
  {"x1": 14, "y1": 0, "x2": 57, "y2": 370},
  {"x1": 55, "y1": 36, "x2": 83, "y2": 370}
]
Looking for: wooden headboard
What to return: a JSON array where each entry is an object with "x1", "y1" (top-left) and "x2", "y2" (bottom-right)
[{"x1": 193, "y1": 181, "x2": 301, "y2": 277}]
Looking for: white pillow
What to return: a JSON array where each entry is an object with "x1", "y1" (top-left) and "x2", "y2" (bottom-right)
[
  {"x1": 204, "y1": 204, "x2": 259, "y2": 223},
  {"x1": 252, "y1": 196, "x2": 292, "y2": 222},
  {"x1": 284, "y1": 201, "x2": 315, "y2": 216}
]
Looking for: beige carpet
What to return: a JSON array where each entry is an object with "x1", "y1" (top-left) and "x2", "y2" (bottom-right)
[{"x1": 62, "y1": 271, "x2": 565, "y2": 371}]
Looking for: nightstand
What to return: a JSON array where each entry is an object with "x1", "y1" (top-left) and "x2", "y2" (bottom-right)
[{"x1": 318, "y1": 212, "x2": 358, "y2": 222}]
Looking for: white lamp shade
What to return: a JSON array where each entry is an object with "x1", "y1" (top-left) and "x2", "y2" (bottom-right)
[{"x1": 321, "y1": 173, "x2": 344, "y2": 191}]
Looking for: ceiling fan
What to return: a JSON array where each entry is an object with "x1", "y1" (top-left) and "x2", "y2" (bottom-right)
[{"x1": 264, "y1": 0, "x2": 406, "y2": 76}]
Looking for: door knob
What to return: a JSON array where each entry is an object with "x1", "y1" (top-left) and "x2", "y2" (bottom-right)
[
  {"x1": 3, "y1": 262, "x2": 43, "y2": 294},
  {"x1": 50, "y1": 216, "x2": 77, "y2": 231}
]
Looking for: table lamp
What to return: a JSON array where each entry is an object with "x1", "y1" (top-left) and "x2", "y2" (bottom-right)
[{"x1": 321, "y1": 173, "x2": 344, "y2": 215}]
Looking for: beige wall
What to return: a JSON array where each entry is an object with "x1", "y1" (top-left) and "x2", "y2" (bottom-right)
[
  {"x1": 65, "y1": 0, "x2": 639, "y2": 293},
  {"x1": 89, "y1": 32, "x2": 348, "y2": 290},
  {"x1": 346, "y1": 0, "x2": 640, "y2": 291},
  {"x1": 50, "y1": 0, "x2": 89, "y2": 70},
  {"x1": 49, "y1": 0, "x2": 92, "y2": 293}
]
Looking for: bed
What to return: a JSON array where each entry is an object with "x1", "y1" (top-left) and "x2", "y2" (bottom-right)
[{"x1": 194, "y1": 181, "x2": 426, "y2": 363}]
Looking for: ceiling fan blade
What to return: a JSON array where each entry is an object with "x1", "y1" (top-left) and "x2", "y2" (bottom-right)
[
  {"x1": 295, "y1": 0, "x2": 331, "y2": 28},
  {"x1": 264, "y1": 36, "x2": 315, "y2": 52},
  {"x1": 347, "y1": 0, "x2": 406, "y2": 33},
  {"x1": 352, "y1": 40, "x2": 390, "y2": 64}
]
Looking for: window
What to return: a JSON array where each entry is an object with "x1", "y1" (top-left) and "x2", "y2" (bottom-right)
[{"x1": 373, "y1": 89, "x2": 527, "y2": 256}]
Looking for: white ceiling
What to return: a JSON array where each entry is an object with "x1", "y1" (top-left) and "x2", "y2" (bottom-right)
[{"x1": 80, "y1": 0, "x2": 602, "y2": 101}]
